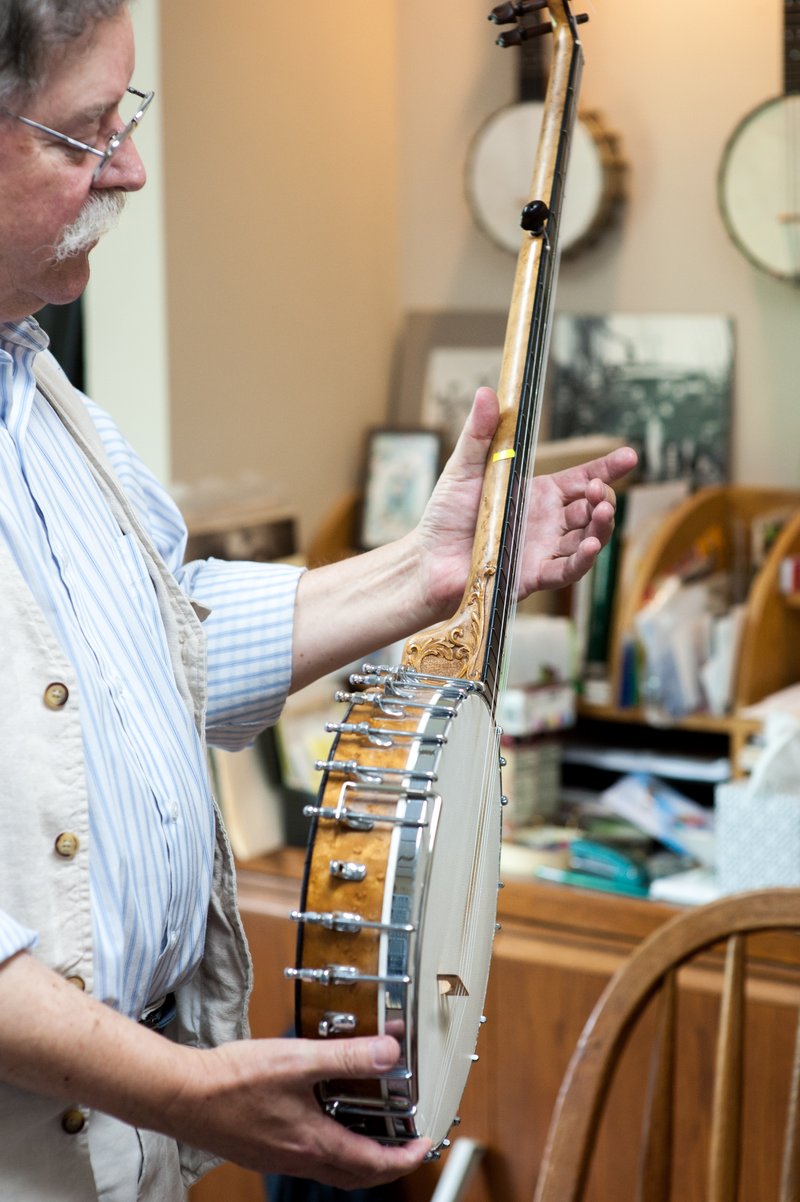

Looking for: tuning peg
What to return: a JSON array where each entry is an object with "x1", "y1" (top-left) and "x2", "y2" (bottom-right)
[
  {"x1": 575, "y1": 12, "x2": 590, "y2": 23},
  {"x1": 488, "y1": 1, "x2": 547, "y2": 25},
  {"x1": 496, "y1": 20, "x2": 553, "y2": 48},
  {"x1": 520, "y1": 199, "x2": 550, "y2": 235}
]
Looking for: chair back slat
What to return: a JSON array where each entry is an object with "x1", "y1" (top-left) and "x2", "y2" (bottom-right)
[
  {"x1": 637, "y1": 970, "x2": 676, "y2": 1202},
  {"x1": 708, "y1": 934, "x2": 745, "y2": 1202},
  {"x1": 779, "y1": 1007, "x2": 800, "y2": 1202}
]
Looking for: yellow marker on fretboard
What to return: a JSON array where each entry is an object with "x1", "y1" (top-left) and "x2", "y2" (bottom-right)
[{"x1": 492, "y1": 448, "x2": 516, "y2": 463}]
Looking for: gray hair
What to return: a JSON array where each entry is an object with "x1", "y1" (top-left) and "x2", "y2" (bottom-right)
[{"x1": 0, "y1": 0, "x2": 128, "y2": 104}]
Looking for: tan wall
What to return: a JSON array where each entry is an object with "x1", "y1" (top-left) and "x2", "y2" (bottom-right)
[
  {"x1": 160, "y1": 4, "x2": 401, "y2": 542},
  {"x1": 161, "y1": 1, "x2": 800, "y2": 542}
]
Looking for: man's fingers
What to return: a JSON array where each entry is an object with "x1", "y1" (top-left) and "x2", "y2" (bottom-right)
[
  {"x1": 294, "y1": 1033, "x2": 403, "y2": 1084},
  {"x1": 286, "y1": 1036, "x2": 433, "y2": 1187},
  {"x1": 554, "y1": 446, "x2": 638, "y2": 500},
  {"x1": 583, "y1": 445, "x2": 639, "y2": 485}
]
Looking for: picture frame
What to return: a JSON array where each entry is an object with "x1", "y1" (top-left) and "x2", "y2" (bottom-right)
[
  {"x1": 548, "y1": 313, "x2": 734, "y2": 487},
  {"x1": 181, "y1": 497, "x2": 297, "y2": 564},
  {"x1": 391, "y1": 309, "x2": 507, "y2": 452},
  {"x1": 359, "y1": 427, "x2": 444, "y2": 550}
]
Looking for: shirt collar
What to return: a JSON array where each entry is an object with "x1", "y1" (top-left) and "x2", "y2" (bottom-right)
[
  {"x1": 0, "y1": 317, "x2": 50, "y2": 355},
  {"x1": 0, "y1": 318, "x2": 50, "y2": 437}
]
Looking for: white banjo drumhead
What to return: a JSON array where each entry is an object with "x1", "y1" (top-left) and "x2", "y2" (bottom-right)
[
  {"x1": 380, "y1": 691, "x2": 501, "y2": 1147},
  {"x1": 718, "y1": 94, "x2": 800, "y2": 281},
  {"x1": 466, "y1": 100, "x2": 606, "y2": 255}
]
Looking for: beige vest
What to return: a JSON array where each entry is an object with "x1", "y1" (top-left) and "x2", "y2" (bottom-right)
[{"x1": 0, "y1": 353, "x2": 253, "y2": 1199}]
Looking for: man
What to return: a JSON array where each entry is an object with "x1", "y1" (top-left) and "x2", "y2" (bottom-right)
[{"x1": 0, "y1": 2, "x2": 637, "y2": 1199}]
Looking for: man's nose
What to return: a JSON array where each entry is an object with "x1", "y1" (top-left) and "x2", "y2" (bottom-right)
[{"x1": 95, "y1": 136, "x2": 147, "y2": 192}]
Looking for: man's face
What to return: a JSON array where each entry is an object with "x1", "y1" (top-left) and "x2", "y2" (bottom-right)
[{"x1": 0, "y1": 8, "x2": 146, "y2": 322}]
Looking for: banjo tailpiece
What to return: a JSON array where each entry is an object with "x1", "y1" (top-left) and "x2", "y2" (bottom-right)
[{"x1": 287, "y1": 1, "x2": 586, "y2": 1158}]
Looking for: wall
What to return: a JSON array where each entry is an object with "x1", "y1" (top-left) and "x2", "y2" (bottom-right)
[
  {"x1": 160, "y1": 3, "x2": 400, "y2": 541},
  {"x1": 394, "y1": 0, "x2": 800, "y2": 490},
  {"x1": 84, "y1": 0, "x2": 169, "y2": 483},
  {"x1": 160, "y1": 1, "x2": 800, "y2": 539}
]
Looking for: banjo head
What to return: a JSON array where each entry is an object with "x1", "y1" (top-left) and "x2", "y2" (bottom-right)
[
  {"x1": 289, "y1": 675, "x2": 502, "y2": 1150},
  {"x1": 718, "y1": 94, "x2": 800, "y2": 283},
  {"x1": 465, "y1": 100, "x2": 625, "y2": 257}
]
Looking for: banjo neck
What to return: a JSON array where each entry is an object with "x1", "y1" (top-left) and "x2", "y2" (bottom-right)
[
  {"x1": 403, "y1": 2, "x2": 584, "y2": 711},
  {"x1": 785, "y1": 0, "x2": 800, "y2": 95}
]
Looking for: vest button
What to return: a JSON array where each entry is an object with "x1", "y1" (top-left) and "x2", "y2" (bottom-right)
[
  {"x1": 61, "y1": 1108, "x2": 86, "y2": 1135},
  {"x1": 66, "y1": 975, "x2": 86, "y2": 990},
  {"x1": 54, "y1": 832, "x2": 80, "y2": 859},
  {"x1": 43, "y1": 682, "x2": 69, "y2": 710}
]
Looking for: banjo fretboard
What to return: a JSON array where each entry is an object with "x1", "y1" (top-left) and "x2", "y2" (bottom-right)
[{"x1": 785, "y1": 0, "x2": 800, "y2": 94}]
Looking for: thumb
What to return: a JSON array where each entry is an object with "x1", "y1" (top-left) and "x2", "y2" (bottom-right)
[
  {"x1": 448, "y1": 386, "x2": 500, "y2": 476},
  {"x1": 304, "y1": 1034, "x2": 402, "y2": 1083}
]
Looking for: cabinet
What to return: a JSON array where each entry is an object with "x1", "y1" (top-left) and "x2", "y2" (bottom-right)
[
  {"x1": 574, "y1": 485, "x2": 800, "y2": 785},
  {"x1": 190, "y1": 851, "x2": 800, "y2": 1202}
]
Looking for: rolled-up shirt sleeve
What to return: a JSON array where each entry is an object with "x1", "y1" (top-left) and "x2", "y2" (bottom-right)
[
  {"x1": 176, "y1": 557, "x2": 304, "y2": 750},
  {"x1": 0, "y1": 912, "x2": 38, "y2": 965}
]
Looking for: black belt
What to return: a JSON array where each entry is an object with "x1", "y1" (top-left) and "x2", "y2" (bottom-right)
[{"x1": 139, "y1": 992, "x2": 176, "y2": 1032}]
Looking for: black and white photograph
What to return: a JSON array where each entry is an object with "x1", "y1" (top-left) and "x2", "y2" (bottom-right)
[{"x1": 548, "y1": 314, "x2": 735, "y2": 487}]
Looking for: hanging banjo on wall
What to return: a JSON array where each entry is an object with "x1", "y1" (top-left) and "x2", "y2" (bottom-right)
[
  {"x1": 466, "y1": 2, "x2": 625, "y2": 258},
  {"x1": 718, "y1": 0, "x2": 800, "y2": 283}
]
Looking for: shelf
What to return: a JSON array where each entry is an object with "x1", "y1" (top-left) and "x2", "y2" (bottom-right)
[{"x1": 578, "y1": 699, "x2": 761, "y2": 738}]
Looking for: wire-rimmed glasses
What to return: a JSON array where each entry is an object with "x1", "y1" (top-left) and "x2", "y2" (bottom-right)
[{"x1": 2, "y1": 86, "x2": 154, "y2": 181}]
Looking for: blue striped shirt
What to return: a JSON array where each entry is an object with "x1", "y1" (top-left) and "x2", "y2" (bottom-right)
[{"x1": 0, "y1": 318, "x2": 302, "y2": 1017}]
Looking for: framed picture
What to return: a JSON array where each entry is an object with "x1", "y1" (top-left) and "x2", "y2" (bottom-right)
[
  {"x1": 175, "y1": 482, "x2": 297, "y2": 564},
  {"x1": 548, "y1": 313, "x2": 734, "y2": 487},
  {"x1": 359, "y1": 428, "x2": 443, "y2": 550},
  {"x1": 391, "y1": 310, "x2": 507, "y2": 452}
]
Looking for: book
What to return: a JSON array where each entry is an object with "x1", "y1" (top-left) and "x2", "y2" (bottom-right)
[{"x1": 584, "y1": 492, "x2": 627, "y2": 667}]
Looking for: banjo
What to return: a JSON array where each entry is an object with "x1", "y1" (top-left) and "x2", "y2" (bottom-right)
[
  {"x1": 286, "y1": 0, "x2": 586, "y2": 1155},
  {"x1": 718, "y1": 0, "x2": 800, "y2": 282},
  {"x1": 466, "y1": 3, "x2": 624, "y2": 258}
]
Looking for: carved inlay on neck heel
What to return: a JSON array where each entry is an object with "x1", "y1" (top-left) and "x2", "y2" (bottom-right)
[{"x1": 402, "y1": 563, "x2": 497, "y2": 681}]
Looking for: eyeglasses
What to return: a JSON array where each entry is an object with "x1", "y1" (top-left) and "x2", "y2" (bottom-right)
[{"x1": 2, "y1": 86, "x2": 154, "y2": 181}]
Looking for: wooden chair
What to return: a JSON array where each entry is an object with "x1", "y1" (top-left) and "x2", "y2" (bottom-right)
[{"x1": 532, "y1": 888, "x2": 800, "y2": 1202}]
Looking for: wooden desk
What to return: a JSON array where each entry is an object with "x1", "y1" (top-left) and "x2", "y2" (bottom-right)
[{"x1": 191, "y1": 851, "x2": 800, "y2": 1202}]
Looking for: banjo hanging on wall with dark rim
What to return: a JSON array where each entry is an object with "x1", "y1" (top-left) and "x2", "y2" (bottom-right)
[
  {"x1": 287, "y1": 0, "x2": 587, "y2": 1156},
  {"x1": 718, "y1": 0, "x2": 800, "y2": 283}
]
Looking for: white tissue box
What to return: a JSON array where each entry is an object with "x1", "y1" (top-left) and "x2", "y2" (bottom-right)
[{"x1": 715, "y1": 781, "x2": 800, "y2": 893}]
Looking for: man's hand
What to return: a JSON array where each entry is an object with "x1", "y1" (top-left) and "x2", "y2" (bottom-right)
[
  {"x1": 0, "y1": 953, "x2": 428, "y2": 1189},
  {"x1": 414, "y1": 386, "x2": 638, "y2": 619},
  {"x1": 291, "y1": 386, "x2": 637, "y2": 690},
  {"x1": 160, "y1": 1034, "x2": 430, "y2": 1189}
]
